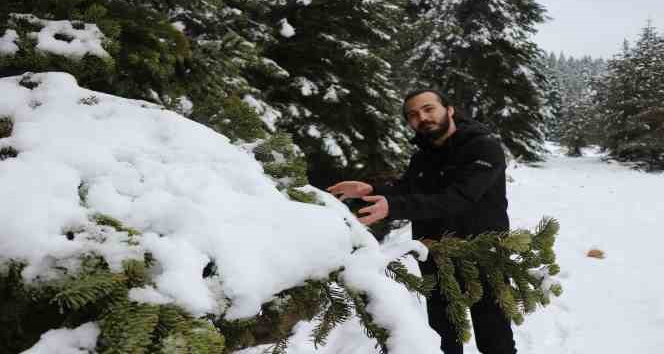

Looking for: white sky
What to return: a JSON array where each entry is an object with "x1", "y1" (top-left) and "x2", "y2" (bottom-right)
[{"x1": 533, "y1": 0, "x2": 664, "y2": 59}]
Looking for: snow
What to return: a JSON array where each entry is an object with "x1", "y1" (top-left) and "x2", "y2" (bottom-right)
[
  {"x1": 3, "y1": 73, "x2": 443, "y2": 354},
  {"x1": 21, "y1": 322, "x2": 100, "y2": 354},
  {"x1": 242, "y1": 94, "x2": 281, "y2": 132},
  {"x1": 502, "y1": 143, "x2": 664, "y2": 354},
  {"x1": 0, "y1": 29, "x2": 19, "y2": 55},
  {"x1": 174, "y1": 95, "x2": 193, "y2": 116},
  {"x1": 306, "y1": 125, "x2": 322, "y2": 138},
  {"x1": 11, "y1": 14, "x2": 109, "y2": 59},
  {"x1": 128, "y1": 285, "x2": 175, "y2": 305},
  {"x1": 171, "y1": 21, "x2": 186, "y2": 33},
  {"x1": 279, "y1": 18, "x2": 296, "y2": 38},
  {"x1": 294, "y1": 76, "x2": 319, "y2": 96}
]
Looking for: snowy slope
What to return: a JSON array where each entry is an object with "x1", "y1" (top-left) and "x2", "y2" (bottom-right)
[
  {"x1": 504, "y1": 144, "x2": 664, "y2": 354},
  {"x1": 246, "y1": 143, "x2": 664, "y2": 354}
]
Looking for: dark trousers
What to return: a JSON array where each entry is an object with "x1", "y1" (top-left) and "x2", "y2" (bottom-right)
[{"x1": 422, "y1": 261, "x2": 517, "y2": 354}]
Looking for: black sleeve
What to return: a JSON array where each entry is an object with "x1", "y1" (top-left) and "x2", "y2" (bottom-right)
[
  {"x1": 370, "y1": 154, "x2": 419, "y2": 196},
  {"x1": 385, "y1": 136, "x2": 506, "y2": 220}
]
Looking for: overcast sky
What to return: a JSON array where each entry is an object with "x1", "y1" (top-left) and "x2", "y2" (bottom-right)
[{"x1": 532, "y1": 0, "x2": 664, "y2": 59}]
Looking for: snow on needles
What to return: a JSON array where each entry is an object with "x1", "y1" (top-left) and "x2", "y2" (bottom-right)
[
  {"x1": 279, "y1": 18, "x2": 295, "y2": 38},
  {"x1": 10, "y1": 14, "x2": 109, "y2": 59},
  {"x1": 1, "y1": 73, "x2": 443, "y2": 354},
  {"x1": 0, "y1": 29, "x2": 19, "y2": 55},
  {"x1": 21, "y1": 322, "x2": 100, "y2": 354}
]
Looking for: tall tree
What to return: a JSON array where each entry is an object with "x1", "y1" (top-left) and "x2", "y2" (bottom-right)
[
  {"x1": 404, "y1": 0, "x2": 548, "y2": 161},
  {"x1": 596, "y1": 22, "x2": 664, "y2": 169},
  {"x1": 234, "y1": 0, "x2": 412, "y2": 188}
]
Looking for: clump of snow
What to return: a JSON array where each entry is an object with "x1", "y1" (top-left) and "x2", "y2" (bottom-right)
[
  {"x1": 322, "y1": 135, "x2": 348, "y2": 166},
  {"x1": 293, "y1": 76, "x2": 319, "y2": 96},
  {"x1": 129, "y1": 285, "x2": 175, "y2": 305},
  {"x1": 21, "y1": 322, "x2": 100, "y2": 354},
  {"x1": 279, "y1": 18, "x2": 295, "y2": 38},
  {"x1": 11, "y1": 13, "x2": 109, "y2": 59},
  {"x1": 323, "y1": 85, "x2": 350, "y2": 103},
  {"x1": 1, "y1": 72, "x2": 444, "y2": 353},
  {"x1": 242, "y1": 94, "x2": 281, "y2": 132},
  {"x1": 171, "y1": 21, "x2": 186, "y2": 33},
  {"x1": 306, "y1": 125, "x2": 322, "y2": 138},
  {"x1": 261, "y1": 58, "x2": 290, "y2": 78},
  {"x1": 296, "y1": 0, "x2": 313, "y2": 5},
  {"x1": 0, "y1": 29, "x2": 19, "y2": 55},
  {"x1": 174, "y1": 95, "x2": 193, "y2": 116}
]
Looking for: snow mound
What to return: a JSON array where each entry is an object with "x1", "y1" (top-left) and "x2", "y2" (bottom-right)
[
  {"x1": 20, "y1": 322, "x2": 100, "y2": 354},
  {"x1": 1, "y1": 72, "x2": 442, "y2": 353}
]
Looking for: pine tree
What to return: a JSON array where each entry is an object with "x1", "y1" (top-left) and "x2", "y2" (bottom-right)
[
  {"x1": 560, "y1": 69, "x2": 598, "y2": 156},
  {"x1": 539, "y1": 52, "x2": 563, "y2": 141},
  {"x1": 540, "y1": 51, "x2": 607, "y2": 148},
  {"x1": 596, "y1": 22, "x2": 664, "y2": 169},
  {"x1": 404, "y1": 0, "x2": 548, "y2": 161},
  {"x1": 233, "y1": 0, "x2": 412, "y2": 188}
]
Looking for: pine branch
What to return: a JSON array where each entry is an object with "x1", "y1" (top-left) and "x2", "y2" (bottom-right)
[
  {"x1": 385, "y1": 260, "x2": 435, "y2": 298},
  {"x1": 435, "y1": 254, "x2": 472, "y2": 344},
  {"x1": 311, "y1": 282, "x2": 352, "y2": 348},
  {"x1": 52, "y1": 271, "x2": 127, "y2": 312},
  {"x1": 98, "y1": 301, "x2": 160, "y2": 354},
  {"x1": 428, "y1": 217, "x2": 563, "y2": 343},
  {"x1": 346, "y1": 291, "x2": 389, "y2": 354}
]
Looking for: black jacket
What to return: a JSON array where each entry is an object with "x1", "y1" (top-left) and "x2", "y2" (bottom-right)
[{"x1": 372, "y1": 118, "x2": 509, "y2": 240}]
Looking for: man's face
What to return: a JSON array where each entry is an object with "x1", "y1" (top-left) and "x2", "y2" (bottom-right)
[{"x1": 404, "y1": 92, "x2": 453, "y2": 142}]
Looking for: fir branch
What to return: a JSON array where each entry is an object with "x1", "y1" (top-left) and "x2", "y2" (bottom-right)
[
  {"x1": 311, "y1": 282, "x2": 352, "y2": 348},
  {"x1": 385, "y1": 260, "x2": 435, "y2": 298},
  {"x1": 52, "y1": 271, "x2": 127, "y2": 312},
  {"x1": 266, "y1": 336, "x2": 289, "y2": 354},
  {"x1": 457, "y1": 259, "x2": 483, "y2": 306},
  {"x1": 427, "y1": 217, "x2": 563, "y2": 343},
  {"x1": 347, "y1": 291, "x2": 389, "y2": 354},
  {"x1": 435, "y1": 254, "x2": 472, "y2": 343},
  {"x1": 92, "y1": 213, "x2": 141, "y2": 237},
  {"x1": 98, "y1": 301, "x2": 160, "y2": 354}
]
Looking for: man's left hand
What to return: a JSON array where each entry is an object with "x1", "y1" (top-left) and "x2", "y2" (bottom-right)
[{"x1": 357, "y1": 195, "x2": 389, "y2": 225}]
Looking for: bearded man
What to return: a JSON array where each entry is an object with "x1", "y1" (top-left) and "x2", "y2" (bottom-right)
[{"x1": 327, "y1": 89, "x2": 517, "y2": 354}]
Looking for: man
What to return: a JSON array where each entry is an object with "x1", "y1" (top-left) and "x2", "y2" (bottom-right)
[{"x1": 327, "y1": 89, "x2": 516, "y2": 354}]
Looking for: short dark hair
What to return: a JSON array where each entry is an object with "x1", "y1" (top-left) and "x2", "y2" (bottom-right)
[{"x1": 401, "y1": 89, "x2": 452, "y2": 120}]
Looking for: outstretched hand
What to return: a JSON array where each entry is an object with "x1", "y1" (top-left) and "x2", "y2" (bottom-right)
[
  {"x1": 326, "y1": 181, "x2": 373, "y2": 201},
  {"x1": 357, "y1": 195, "x2": 389, "y2": 225}
]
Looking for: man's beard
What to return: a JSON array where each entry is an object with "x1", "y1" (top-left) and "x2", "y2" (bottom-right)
[{"x1": 416, "y1": 113, "x2": 451, "y2": 145}]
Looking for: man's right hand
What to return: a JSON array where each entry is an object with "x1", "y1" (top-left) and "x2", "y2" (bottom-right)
[{"x1": 326, "y1": 181, "x2": 373, "y2": 201}]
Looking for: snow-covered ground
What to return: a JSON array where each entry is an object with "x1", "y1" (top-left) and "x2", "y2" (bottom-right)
[{"x1": 502, "y1": 143, "x2": 664, "y2": 354}]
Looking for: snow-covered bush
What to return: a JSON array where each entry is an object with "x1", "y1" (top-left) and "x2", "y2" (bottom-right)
[{"x1": 0, "y1": 72, "x2": 436, "y2": 354}]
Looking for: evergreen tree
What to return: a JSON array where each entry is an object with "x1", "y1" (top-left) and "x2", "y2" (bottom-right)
[
  {"x1": 559, "y1": 69, "x2": 597, "y2": 156},
  {"x1": 539, "y1": 52, "x2": 563, "y2": 141},
  {"x1": 596, "y1": 22, "x2": 664, "y2": 169},
  {"x1": 234, "y1": 0, "x2": 412, "y2": 188},
  {"x1": 404, "y1": 0, "x2": 548, "y2": 161},
  {"x1": 540, "y1": 51, "x2": 607, "y2": 149}
]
